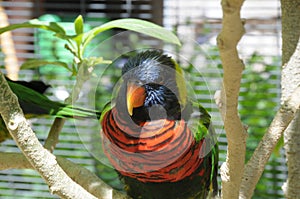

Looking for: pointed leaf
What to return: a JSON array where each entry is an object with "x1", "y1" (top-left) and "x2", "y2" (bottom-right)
[
  {"x1": 20, "y1": 59, "x2": 71, "y2": 71},
  {"x1": 0, "y1": 19, "x2": 65, "y2": 35},
  {"x1": 74, "y1": 15, "x2": 84, "y2": 35},
  {"x1": 82, "y1": 18, "x2": 181, "y2": 51}
]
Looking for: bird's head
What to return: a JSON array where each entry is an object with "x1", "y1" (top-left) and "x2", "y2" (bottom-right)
[{"x1": 116, "y1": 50, "x2": 187, "y2": 123}]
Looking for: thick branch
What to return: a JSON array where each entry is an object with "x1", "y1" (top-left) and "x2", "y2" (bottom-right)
[
  {"x1": 281, "y1": 35, "x2": 300, "y2": 104},
  {"x1": 216, "y1": 0, "x2": 246, "y2": 198},
  {"x1": 282, "y1": 110, "x2": 300, "y2": 199},
  {"x1": 0, "y1": 152, "x2": 130, "y2": 199},
  {"x1": 0, "y1": 73, "x2": 97, "y2": 199},
  {"x1": 281, "y1": 0, "x2": 300, "y2": 65},
  {"x1": 281, "y1": 5, "x2": 300, "y2": 194},
  {"x1": 240, "y1": 86, "x2": 300, "y2": 199}
]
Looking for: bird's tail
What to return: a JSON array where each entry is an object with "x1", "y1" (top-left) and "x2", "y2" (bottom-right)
[{"x1": 6, "y1": 77, "x2": 101, "y2": 120}]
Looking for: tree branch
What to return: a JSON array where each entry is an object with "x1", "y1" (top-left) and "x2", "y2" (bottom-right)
[
  {"x1": 216, "y1": 0, "x2": 247, "y2": 198},
  {"x1": 0, "y1": 73, "x2": 97, "y2": 199},
  {"x1": 281, "y1": 3, "x2": 300, "y2": 198},
  {"x1": 44, "y1": 118, "x2": 65, "y2": 152},
  {"x1": 282, "y1": 110, "x2": 300, "y2": 199},
  {"x1": 240, "y1": 86, "x2": 300, "y2": 199},
  {"x1": 280, "y1": 14, "x2": 300, "y2": 196},
  {"x1": 0, "y1": 152, "x2": 130, "y2": 199}
]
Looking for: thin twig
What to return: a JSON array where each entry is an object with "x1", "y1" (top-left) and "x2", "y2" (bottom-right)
[
  {"x1": 240, "y1": 86, "x2": 300, "y2": 199},
  {"x1": 44, "y1": 118, "x2": 65, "y2": 152}
]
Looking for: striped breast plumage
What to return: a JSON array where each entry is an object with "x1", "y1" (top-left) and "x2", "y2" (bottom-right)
[{"x1": 101, "y1": 107, "x2": 209, "y2": 183}]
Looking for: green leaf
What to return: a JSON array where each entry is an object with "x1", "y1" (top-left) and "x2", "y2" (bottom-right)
[
  {"x1": 48, "y1": 22, "x2": 66, "y2": 35},
  {"x1": 74, "y1": 15, "x2": 84, "y2": 35},
  {"x1": 82, "y1": 18, "x2": 181, "y2": 52},
  {"x1": 20, "y1": 59, "x2": 71, "y2": 71},
  {"x1": 0, "y1": 19, "x2": 65, "y2": 35}
]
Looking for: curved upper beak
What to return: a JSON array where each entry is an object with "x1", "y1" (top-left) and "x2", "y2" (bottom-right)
[{"x1": 126, "y1": 81, "x2": 146, "y2": 116}]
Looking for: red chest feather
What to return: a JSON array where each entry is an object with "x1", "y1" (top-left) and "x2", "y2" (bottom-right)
[{"x1": 101, "y1": 108, "x2": 206, "y2": 183}]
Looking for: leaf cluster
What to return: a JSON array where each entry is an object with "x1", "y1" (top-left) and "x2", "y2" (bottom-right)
[{"x1": 0, "y1": 15, "x2": 180, "y2": 76}]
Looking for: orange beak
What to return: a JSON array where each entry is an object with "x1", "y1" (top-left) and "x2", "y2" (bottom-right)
[{"x1": 127, "y1": 82, "x2": 146, "y2": 116}]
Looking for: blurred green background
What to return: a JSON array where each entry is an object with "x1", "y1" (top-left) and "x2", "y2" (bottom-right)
[{"x1": 0, "y1": 0, "x2": 284, "y2": 198}]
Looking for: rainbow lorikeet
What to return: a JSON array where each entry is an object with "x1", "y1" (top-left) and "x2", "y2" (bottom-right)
[
  {"x1": 0, "y1": 77, "x2": 100, "y2": 142},
  {"x1": 100, "y1": 50, "x2": 219, "y2": 199}
]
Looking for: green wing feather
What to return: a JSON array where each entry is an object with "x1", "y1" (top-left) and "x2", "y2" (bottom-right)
[
  {"x1": 173, "y1": 59, "x2": 211, "y2": 141},
  {"x1": 174, "y1": 60, "x2": 219, "y2": 196},
  {"x1": 186, "y1": 99, "x2": 219, "y2": 196},
  {"x1": 99, "y1": 101, "x2": 114, "y2": 123}
]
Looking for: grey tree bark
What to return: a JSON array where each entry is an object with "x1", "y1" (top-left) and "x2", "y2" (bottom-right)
[{"x1": 281, "y1": 1, "x2": 300, "y2": 198}]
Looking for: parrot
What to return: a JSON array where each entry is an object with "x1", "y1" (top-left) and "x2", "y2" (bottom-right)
[
  {"x1": 100, "y1": 50, "x2": 219, "y2": 199},
  {"x1": 0, "y1": 77, "x2": 101, "y2": 142}
]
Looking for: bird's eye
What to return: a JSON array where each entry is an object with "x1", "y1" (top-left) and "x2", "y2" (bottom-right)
[{"x1": 130, "y1": 79, "x2": 143, "y2": 86}]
